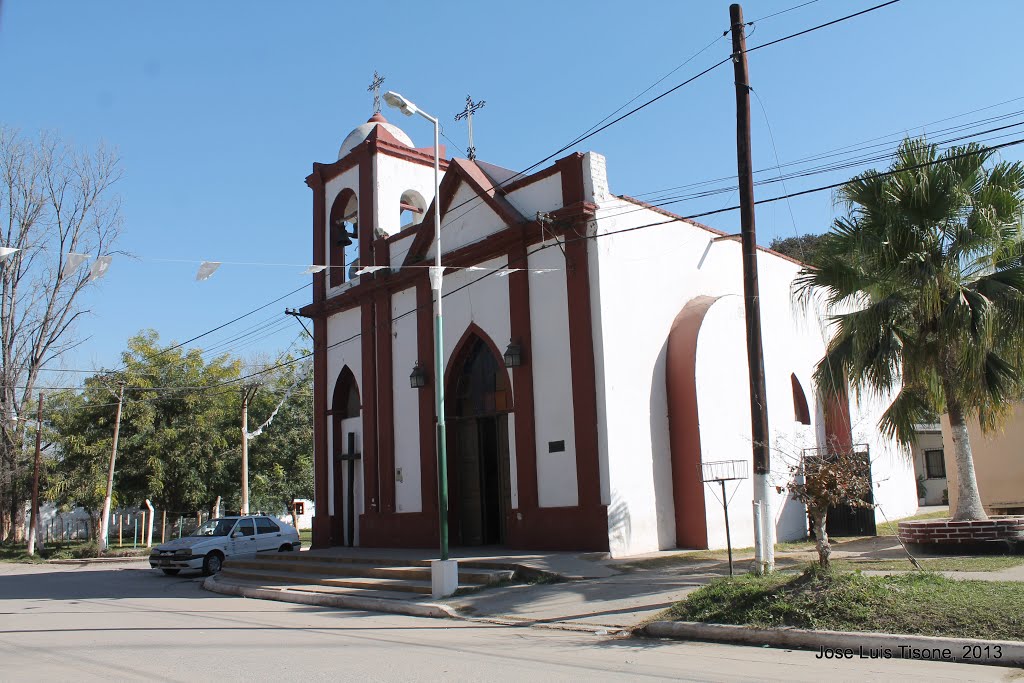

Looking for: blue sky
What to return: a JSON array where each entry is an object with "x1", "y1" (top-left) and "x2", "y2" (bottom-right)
[{"x1": 3, "y1": 0, "x2": 1023, "y2": 380}]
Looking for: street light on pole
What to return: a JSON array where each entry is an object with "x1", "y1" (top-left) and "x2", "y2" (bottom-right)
[{"x1": 383, "y1": 90, "x2": 457, "y2": 598}]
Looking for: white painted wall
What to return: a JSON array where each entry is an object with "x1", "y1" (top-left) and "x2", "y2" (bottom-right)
[
  {"x1": 391, "y1": 286, "x2": 422, "y2": 513},
  {"x1": 505, "y1": 173, "x2": 564, "y2": 219},
  {"x1": 527, "y1": 245, "x2": 579, "y2": 508},
  {"x1": 426, "y1": 181, "x2": 507, "y2": 260},
  {"x1": 587, "y1": 188, "x2": 916, "y2": 556},
  {"x1": 374, "y1": 153, "x2": 436, "y2": 238}
]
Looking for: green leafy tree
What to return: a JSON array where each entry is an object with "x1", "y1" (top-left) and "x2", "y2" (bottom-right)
[
  {"x1": 232, "y1": 356, "x2": 313, "y2": 525},
  {"x1": 796, "y1": 139, "x2": 1024, "y2": 522},
  {"x1": 769, "y1": 233, "x2": 826, "y2": 264}
]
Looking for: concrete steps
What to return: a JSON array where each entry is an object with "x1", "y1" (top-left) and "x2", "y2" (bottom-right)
[{"x1": 218, "y1": 553, "x2": 517, "y2": 596}]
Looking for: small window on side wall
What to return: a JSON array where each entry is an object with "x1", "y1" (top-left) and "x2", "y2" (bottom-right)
[{"x1": 925, "y1": 449, "x2": 946, "y2": 478}]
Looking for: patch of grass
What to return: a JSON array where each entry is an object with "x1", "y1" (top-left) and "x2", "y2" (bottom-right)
[
  {"x1": 877, "y1": 509, "x2": 950, "y2": 536},
  {"x1": 299, "y1": 529, "x2": 313, "y2": 548},
  {"x1": 0, "y1": 543, "x2": 46, "y2": 563},
  {"x1": 835, "y1": 556, "x2": 1024, "y2": 573},
  {"x1": 666, "y1": 568, "x2": 1024, "y2": 641}
]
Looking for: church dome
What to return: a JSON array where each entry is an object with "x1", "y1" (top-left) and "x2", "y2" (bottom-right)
[{"x1": 338, "y1": 113, "x2": 414, "y2": 159}]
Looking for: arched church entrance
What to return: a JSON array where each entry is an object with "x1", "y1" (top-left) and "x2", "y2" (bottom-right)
[
  {"x1": 331, "y1": 366, "x2": 360, "y2": 547},
  {"x1": 446, "y1": 330, "x2": 513, "y2": 546}
]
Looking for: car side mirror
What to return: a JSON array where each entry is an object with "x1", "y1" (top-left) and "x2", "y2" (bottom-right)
[{"x1": 231, "y1": 531, "x2": 242, "y2": 538}]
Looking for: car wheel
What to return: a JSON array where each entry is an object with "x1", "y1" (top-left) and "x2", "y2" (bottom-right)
[
  {"x1": 278, "y1": 544, "x2": 294, "y2": 552},
  {"x1": 161, "y1": 569, "x2": 181, "y2": 576},
  {"x1": 202, "y1": 551, "x2": 224, "y2": 576}
]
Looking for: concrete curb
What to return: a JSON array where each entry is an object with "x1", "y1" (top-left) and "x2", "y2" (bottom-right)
[
  {"x1": 642, "y1": 621, "x2": 1024, "y2": 668},
  {"x1": 47, "y1": 557, "x2": 148, "y2": 565},
  {"x1": 202, "y1": 575, "x2": 461, "y2": 620}
]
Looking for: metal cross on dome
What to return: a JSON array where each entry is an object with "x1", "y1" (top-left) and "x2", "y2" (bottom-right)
[
  {"x1": 368, "y1": 71, "x2": 385, "y2": 113},
  {"x1": 454, "y1": 94, "x2": 486, "y2": 160}
]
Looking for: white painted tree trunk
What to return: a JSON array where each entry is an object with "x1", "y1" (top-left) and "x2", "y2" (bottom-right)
[{"x1": 947, "y1": 401, "x2": 988, "y2": 521}]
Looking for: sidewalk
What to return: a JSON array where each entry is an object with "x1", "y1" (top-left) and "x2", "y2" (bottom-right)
[{"x1": 203, "y1": 537, "x2": 1024, "y2": 632}]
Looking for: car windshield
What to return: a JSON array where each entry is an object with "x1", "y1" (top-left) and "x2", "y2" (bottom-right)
[{"x1": 190, "y1": 519, "x2": 236, "y2": 537}]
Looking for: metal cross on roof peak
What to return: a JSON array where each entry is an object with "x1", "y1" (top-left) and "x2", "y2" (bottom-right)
[
  {"x1": 454, "y1": 94, "x2": 486, "y2": 160},
  {"x1": 368, "y1": 71, "x2": 385, "y2": 114}
]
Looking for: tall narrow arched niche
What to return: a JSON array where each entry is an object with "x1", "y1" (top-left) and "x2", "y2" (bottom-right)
[
  {"x1": 329, "y1": 189, "x2": 358, "y2": 288},
  {"x1": 331, "y1": 365, "x2": 361, "y2": 547},
  {"x1": 791, "y1": 374, "x2": 811, "y2": 425}
]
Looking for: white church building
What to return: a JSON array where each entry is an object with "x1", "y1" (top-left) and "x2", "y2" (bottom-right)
[{"x1": 298, "y1": 111, "x2": 918, "y2": 556}]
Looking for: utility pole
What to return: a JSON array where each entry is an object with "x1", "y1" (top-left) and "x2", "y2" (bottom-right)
[
  {"x1": 26, "y1": 393, "x2": 43, "y2": 556},
  {"x1": 98, "y1": 381, "x2": 126, "y2": 553},
  {"x1": 240, "y1": 384, "x2": 259, "y2": 515},
  {"x1": 730, "y1": 3, "x2": 774, "y2": 574}
]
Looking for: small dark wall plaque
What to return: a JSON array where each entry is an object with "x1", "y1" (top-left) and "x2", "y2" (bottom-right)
[{"x1": 548, "y1": 440, "x2": 565, "y2": 453}]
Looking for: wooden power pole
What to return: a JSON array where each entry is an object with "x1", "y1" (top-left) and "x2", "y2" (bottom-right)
[
  {"x1": 26, "y1": 393, "x2": 43, "y2": 556},
  {"x1": 730, "y1": 3, "x2": 774, "y2": 574}
]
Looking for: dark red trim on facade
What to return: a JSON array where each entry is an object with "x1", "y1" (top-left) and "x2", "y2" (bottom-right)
[
  {"x1": 666, "y1": 296, "x2": 719, "y2": 549},
  {"x1": 360, "y1": 302, "x2": 379, "y2": 518},
  {"x1": 557, "y1": 153, "x2": 603, "y2": 512},
  {"x1": 824, "y1": 385, "x2": 854, "y2": 453},
  {"x1": 507, "y1": 243, "x2": 538, "y2": 512},
  {"x1": 307, "y1": 171, "x2": 330, "y2": 549},
  {"x1": 374, "y1": 246, "x2": 396, "y2": 515}
]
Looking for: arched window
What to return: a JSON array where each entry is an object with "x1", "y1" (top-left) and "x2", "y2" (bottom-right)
[
  {"x1": 329, "y1": 189, "x2": 358, "y2": 287},
  {"x1": 332, "y1": 366, "x2": 360, "y2": 418},
  {"x1": 399, "y1": 190, "x2": 426, "y2": 229},
  {"x1": 453, "y1": 337, "x2": 510, "y2": 417},
  {"x1": 791, "y1": 373, "x2": 811, "y2": 425}
]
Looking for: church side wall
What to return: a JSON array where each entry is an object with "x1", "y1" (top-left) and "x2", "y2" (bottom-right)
[
  {"x1": 391, "y1": 286, "x2": 422, "y2": 513},
  {"x1": 527, "y1": 245, "x2": 579, "y2": 508},
  {"x1": 589, "y1": 198, "x2": 915, "y2": 556}
]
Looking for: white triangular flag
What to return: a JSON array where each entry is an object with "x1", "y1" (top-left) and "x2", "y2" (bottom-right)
[
  {"x1": 497, "y1": 269, "x2": 516, "y2": 277},
  {"x1": 531, "y1": 268, "x2": 555, "y2": 275},
  {"x1": 465, "y1": 266, "x2": 486, "y2": 271},
  {"x1": 0, "y1": 247, "x2": 18, "y2": 260},
  {"x1": 196, "y1": 261, "x2": 221, "y2": 281},
  {"x1": 302, "y1": 265, "x2": 327, "y2": 274},
  {"x1": 89, "y1": 255, "x2": 113, "y2": 281},
  {"x1": 61, "y1": 252, "x2": 90, "y2": 278},
  {"x1": 353, "y1": 265, "x2": 386, "y2": 276}
]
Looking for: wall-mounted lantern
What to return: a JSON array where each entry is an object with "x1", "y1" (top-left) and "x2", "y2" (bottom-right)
[
  {"x1": 503, "y1": 340, "x2": 523, "y2": 368},
  {"x1": 409, "y1": 362, "x2": 428, "y2": 389}
]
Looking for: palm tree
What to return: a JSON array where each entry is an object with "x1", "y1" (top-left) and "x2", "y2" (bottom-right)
[{"x1": 796, "y1": 138, "x2": 1024, "y2": 522}]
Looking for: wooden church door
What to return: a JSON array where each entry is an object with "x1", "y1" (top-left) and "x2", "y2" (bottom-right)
[{"x1": 448, "y1": 336, "x2": 512, "y2": 546}]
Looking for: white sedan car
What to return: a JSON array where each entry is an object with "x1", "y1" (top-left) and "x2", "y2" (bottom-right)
[{"x1": 149, "y1": 515, "x2": 301, "y2": 576}]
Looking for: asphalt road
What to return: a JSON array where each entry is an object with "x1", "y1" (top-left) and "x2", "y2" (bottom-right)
[{"x1": 0, "y1": 560, "x2": 1016, "y2": 682}]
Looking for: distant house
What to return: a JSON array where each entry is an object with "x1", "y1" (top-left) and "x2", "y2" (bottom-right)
[
  {"x1": 911, "y1": 424, "x2": 947, "y2": 506},
  {"x1": 942, "y1": 404, "x2": 1024, "y2": 515}
]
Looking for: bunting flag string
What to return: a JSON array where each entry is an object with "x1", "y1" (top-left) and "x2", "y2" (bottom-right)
[
  {"x1": 8, "y1": 250, "x2": 566, "y2": 287},
  {"x1": 196, "y1": 261, "x2": 221, "y2": 281},
  {"x1": 246, "y1": 359, "x2": 312, "y2": 440},
  {"x1": 89, "y1": 255, "x2": 113, "y2": 281},
  {"x1": 61, "y1": 252, "x2": 90, "y2": 278}
]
